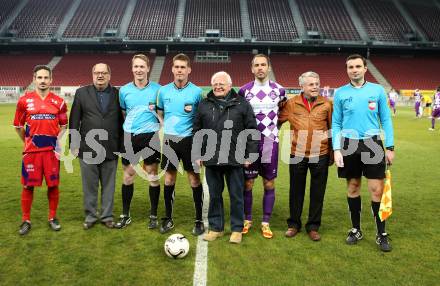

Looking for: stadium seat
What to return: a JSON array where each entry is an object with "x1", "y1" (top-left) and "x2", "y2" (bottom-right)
[
  {"x1": 402, "y1": 1, "x2": 440, "y2": 42},
  {"x1": 182, "y1": 0, "x2": 242, "y2": 38}
]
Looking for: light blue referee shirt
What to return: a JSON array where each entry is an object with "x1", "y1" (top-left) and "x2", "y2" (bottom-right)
[
  {"x1": 119, "y1": 81, "x2": 161, "y2": 134},
  {"x1": 157, "y1": 82, "x2": 202, "y2": 137},
  {"x1": 332, "y1": 82, "x2": 394, "y2": 149}
]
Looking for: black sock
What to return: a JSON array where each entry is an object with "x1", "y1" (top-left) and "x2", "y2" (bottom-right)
[
  {"x1": 149, "y1": 185, "x2": 160, "y2": 216},
  {"x1": 347, "y1": 196, "x2": 361, "y2": 230},
  {"x1": 164, "y1": 185, "x2": 175, "y2": 218},
  {"x1": 371, "y1": 201, "x2": 386, "y2": 235},
  {"x1": 192, "y1": 185, "x2": 203, "y2": 221},
  {"x1": 122, "y1": 184, "x2": 134, "y2": 216}
]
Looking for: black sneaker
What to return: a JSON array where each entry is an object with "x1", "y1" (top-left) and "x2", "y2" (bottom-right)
[
  {"x1": 346, "y1": 228, "x2": 363, "y2": 245},
  {"x1": 376, "y1": 233, "x2": 392, "y2": 252},
  {"x1": 19, "y1": 221, "x2": 31, "y2": 235},
  {"x1": 114, "y1": 215, "x2": 131, "y2": 229},
  {"x1": 48, "y1": 218, "x2": 61, "y2": 231},
  {"x1": 159, "y1": 217, "x2": 174, "y2": 234},
  {"x1": 192, "y1": 220, "x2": 205, "y2": 236},
  {"x1": 148, "y1": 215, "x2": 158, "y2": 229}
]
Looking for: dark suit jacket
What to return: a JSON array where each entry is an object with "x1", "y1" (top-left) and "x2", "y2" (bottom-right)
[{"x1": 69, "y1": 85, "x2": 123, "y2": 161}]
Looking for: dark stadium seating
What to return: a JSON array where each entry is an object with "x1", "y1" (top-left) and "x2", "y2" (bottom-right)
[
  {"x1": 370, "y1": 56, "x2": 440, "y2": 90},
  {"x1": 247, "y1": 0, "x2": 298, "y2": 41},
  {"x1": 9, "y1": 0, "x2": 72, "y2": 38},
  {"x1": 182, "y1": 0, "x2": 242, "y2": 38},
  {"x1": 270, "y1": 54, "x2": 376, "y2": 88},
  {"x1": 0, "y1": 0, "x2": 19, "y2": 29},
  {"x1": 353, "y1": 0, "x2": 413, "y2": 42},
  {"x1": 52, "y1": 53, "x2": 155, "y2": 86},
  {"x1": 402, "y1": 1, "x2": 440, "y2": 42},
  {"x1": 63, "y1": 0, "x2": 128, "y2": 38},
  {"x1": 126, "y1": 0, "x2": 178, "y2": 40},
  {"x1": 159, "y1": 53, "x2": 253, "y2": 86},
  {"x1": 0, "y1": 53, "x2": 54, "y2": 86},
  {"x1": 296, "y1": 0, "x2": 361, "y2": 41}
]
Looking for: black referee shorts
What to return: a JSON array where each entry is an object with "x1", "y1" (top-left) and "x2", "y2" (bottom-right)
[
  {"x1": 121, "y1": 132, "x2": 161, "y2": 166},
  {"x1": 161, "y1": 135, "x2": 195, "y2": 172},
  {"x1": 337, "y1": 136, "x2": 386, "y2": 180}
]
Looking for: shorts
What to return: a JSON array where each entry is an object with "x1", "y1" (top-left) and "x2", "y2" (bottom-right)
[
  {"x1": 244, "y1": 137, "x2": 278, "y2": 181},
  {"x1": 432, "y1": 108, "x2": 440, "y2": 118},
  {"x1": 337, "y1": 136, "x2": 386, "y2": 180},
  {"x1": 426, "y1": 103, "x2": 432, "y2": 108},
  {"x1": 161, "y1": 135, "x2": 194, "y2": 172},
  {"x1": 121, "y1": 132, "x2": 161, "y2": 166},
  {"x1": 21, "y1": 151, "x2": 60, "y2": 187}
]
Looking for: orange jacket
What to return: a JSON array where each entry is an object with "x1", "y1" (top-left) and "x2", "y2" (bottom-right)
[{"x1": 279, "y1": 95, "x2": 333, "y2": 157}]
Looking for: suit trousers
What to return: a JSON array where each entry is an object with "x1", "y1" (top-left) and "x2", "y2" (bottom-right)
[
  {"x1": 205, "y1": 165, "x2": 244, "y2": 232},
  {"x1": 287, "y1": 155, "x2": 329, "y2": 232},
  {"x1": 79, "y1": 158, "x2": 118, "y2": 223}
]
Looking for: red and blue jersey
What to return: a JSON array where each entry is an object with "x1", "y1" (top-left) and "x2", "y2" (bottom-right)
[{"x1": 13, "y1": 91, "x2": 68, "y2": 153}]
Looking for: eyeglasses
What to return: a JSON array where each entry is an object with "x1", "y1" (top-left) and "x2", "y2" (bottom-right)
[{"x1": 93, "y1": 71, "x2": 109, "y2": 76}]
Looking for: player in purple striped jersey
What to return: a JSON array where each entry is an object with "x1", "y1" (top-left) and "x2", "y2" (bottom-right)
[
  {"x1": 429, "y1": 87, "x2": 440, "y2": 131},
  {"x1": 238, "y1": 54, "x2": 287, "y2": 239},
  {"x1": 414, "y1": 89, "x2": 422, "y2": 118}
]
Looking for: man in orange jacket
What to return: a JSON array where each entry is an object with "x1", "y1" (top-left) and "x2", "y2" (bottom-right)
[{"x1": 279, "y1": 71, "x2": 333, "y2": 241}]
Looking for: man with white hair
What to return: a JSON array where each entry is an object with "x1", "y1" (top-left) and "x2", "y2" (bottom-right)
[
  {"x1": 279, "y1": 71, "x2": 333, "y2": 241},
  {"x1": 193, "y1": 71, "x2": 258, "y2": 244}
]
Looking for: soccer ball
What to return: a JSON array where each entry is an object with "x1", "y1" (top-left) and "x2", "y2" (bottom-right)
[{"x1": 164, "y1": 233, "x2": 190, "y2": 259}]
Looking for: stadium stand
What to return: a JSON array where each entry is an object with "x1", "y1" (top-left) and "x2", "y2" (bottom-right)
[
  {"x1": 126, "y1": 0, "x2": 178, "y2": 40},
  {"x1": 353, "y1": 0, "x2": 413, "y2": 42},
  {"x1": 182, "y1": 0, "x2": 242, "y2": 38},
  {"x1": 159, "y1": 53, "x2": 252, "y2": 86},
  {"x1": 402, "y1": 0, "x2": 440, "y2": 42},
  {"x1": 270, "y1": 54, "x2": 376, "y2": 88},
  {"x1": 52, "y1": 53, "x2": 155, "y2": 86},
  {"x1": 8, "y1": 0, "x2": 72, "y2": 38},
  {"x1": 0, "y1": 0, "x2": 19, "y2": 29},
  {"x1": 296, "y1": 0, "x2": 361, "y2": 41},
  {"x1": 370, "y1": 55, "x2": 440, "y2": 90},
  {"x1": 247, "y1": 0, "x2": 298, "y2": 41},
  {"x1": 0, "y1": 53, "x2": 54, "y2": 86},
  {"x1": 63, "y1": 0, "x2": 128, "y2": 38}
]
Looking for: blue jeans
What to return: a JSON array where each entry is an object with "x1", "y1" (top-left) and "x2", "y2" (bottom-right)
[{"x1": 205, "y1": 166, "x2": 244, "y2": 232}]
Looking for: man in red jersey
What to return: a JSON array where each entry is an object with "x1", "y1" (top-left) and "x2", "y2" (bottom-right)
[{"x1": 13, "y1": 65, "x2": 68, "y2": 235}]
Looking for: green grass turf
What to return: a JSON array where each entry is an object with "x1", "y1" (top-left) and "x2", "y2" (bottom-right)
[{"x1": 0, "y1": 104, "x2": 439, "y2": 285}]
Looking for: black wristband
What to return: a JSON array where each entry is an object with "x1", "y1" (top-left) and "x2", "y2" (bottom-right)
[{"x1": 386, "y1": 146, "x2": 394, "y2": 151}]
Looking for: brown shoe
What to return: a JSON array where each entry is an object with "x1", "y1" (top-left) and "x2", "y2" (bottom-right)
[
  {"x1": 285, "y1": 227, "x2": 299, "y2": 238},
  {"x1": 102, "y1": 221, "x2": 114, "y2": 229},
  {"x1": 229, "y1": 232, "x2": 242, "y2": 244},
  {"x1": 203, "y1": 231, "x2": 224, "y2": 242},
  {"x1": 308, "y1": 230, "x2": 321, "y2": 241}
]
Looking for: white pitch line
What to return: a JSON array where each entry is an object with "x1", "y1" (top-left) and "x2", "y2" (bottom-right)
[{"x1": 193, "y1": 173, "x2": 210, "y2": 286}]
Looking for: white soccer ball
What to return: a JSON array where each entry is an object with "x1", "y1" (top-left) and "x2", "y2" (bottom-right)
[{"x1": 164, "y1": 233, "x2": 190, "y2": 259}]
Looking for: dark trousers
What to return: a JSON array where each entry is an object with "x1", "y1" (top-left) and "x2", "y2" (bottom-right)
[
  {"x1": 205, "y1": 165, "x2": 244, "y2": 232},
  {"x1": 287, "y1": 155, "x2": 329, "y2": 232}
]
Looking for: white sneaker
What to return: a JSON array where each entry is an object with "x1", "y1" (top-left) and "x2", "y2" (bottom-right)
[{"x1": 428, "y1": 128, "x2": 435, "y2": 131}]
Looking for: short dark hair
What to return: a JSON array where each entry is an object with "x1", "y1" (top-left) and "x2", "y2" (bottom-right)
[
  {"x1": 173, "y1": 53, "x2": 191, "y2": 67},
  {"x1": 252, "y1": 54, "x2": 271, "y2": 67},
  {"x1": 33, "y1": 65, "x2": 52, "y2": 77},
  {"x1": 346, "y1": 54, "x2": 367, "y2": 67},
  {"x1": 92, "y1": 63, "x2": 111, "y2": 74}
]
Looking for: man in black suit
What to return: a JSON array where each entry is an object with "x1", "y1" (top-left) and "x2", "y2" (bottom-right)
[{"x1": 69, "y1": 63, "x2": 123, "y2": 229}]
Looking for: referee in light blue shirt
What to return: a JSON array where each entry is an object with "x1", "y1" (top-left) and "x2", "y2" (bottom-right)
[
  {"x1": 332, "y1": 54, "x2": 394, "y2": 252},
  {"x1": 115, "y1": 54, "x2": 162, "y2": 230},
  {"x1": 156, "y1": 53, "x2": 205, "y2": 236}
]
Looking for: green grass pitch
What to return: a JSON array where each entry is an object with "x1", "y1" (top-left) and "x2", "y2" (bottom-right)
[{"x1": 0, "y1": 104, "x2": 439, "y2": 285}]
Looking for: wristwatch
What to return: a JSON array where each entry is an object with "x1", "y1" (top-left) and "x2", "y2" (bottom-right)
[{"x1": 386, "y1": 146, "x2": 394, "y2": 151}]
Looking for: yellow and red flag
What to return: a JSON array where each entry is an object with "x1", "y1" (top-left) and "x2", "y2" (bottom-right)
[{"x1": 379, "y1": 170, "x2": 392, "y2": 221}]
